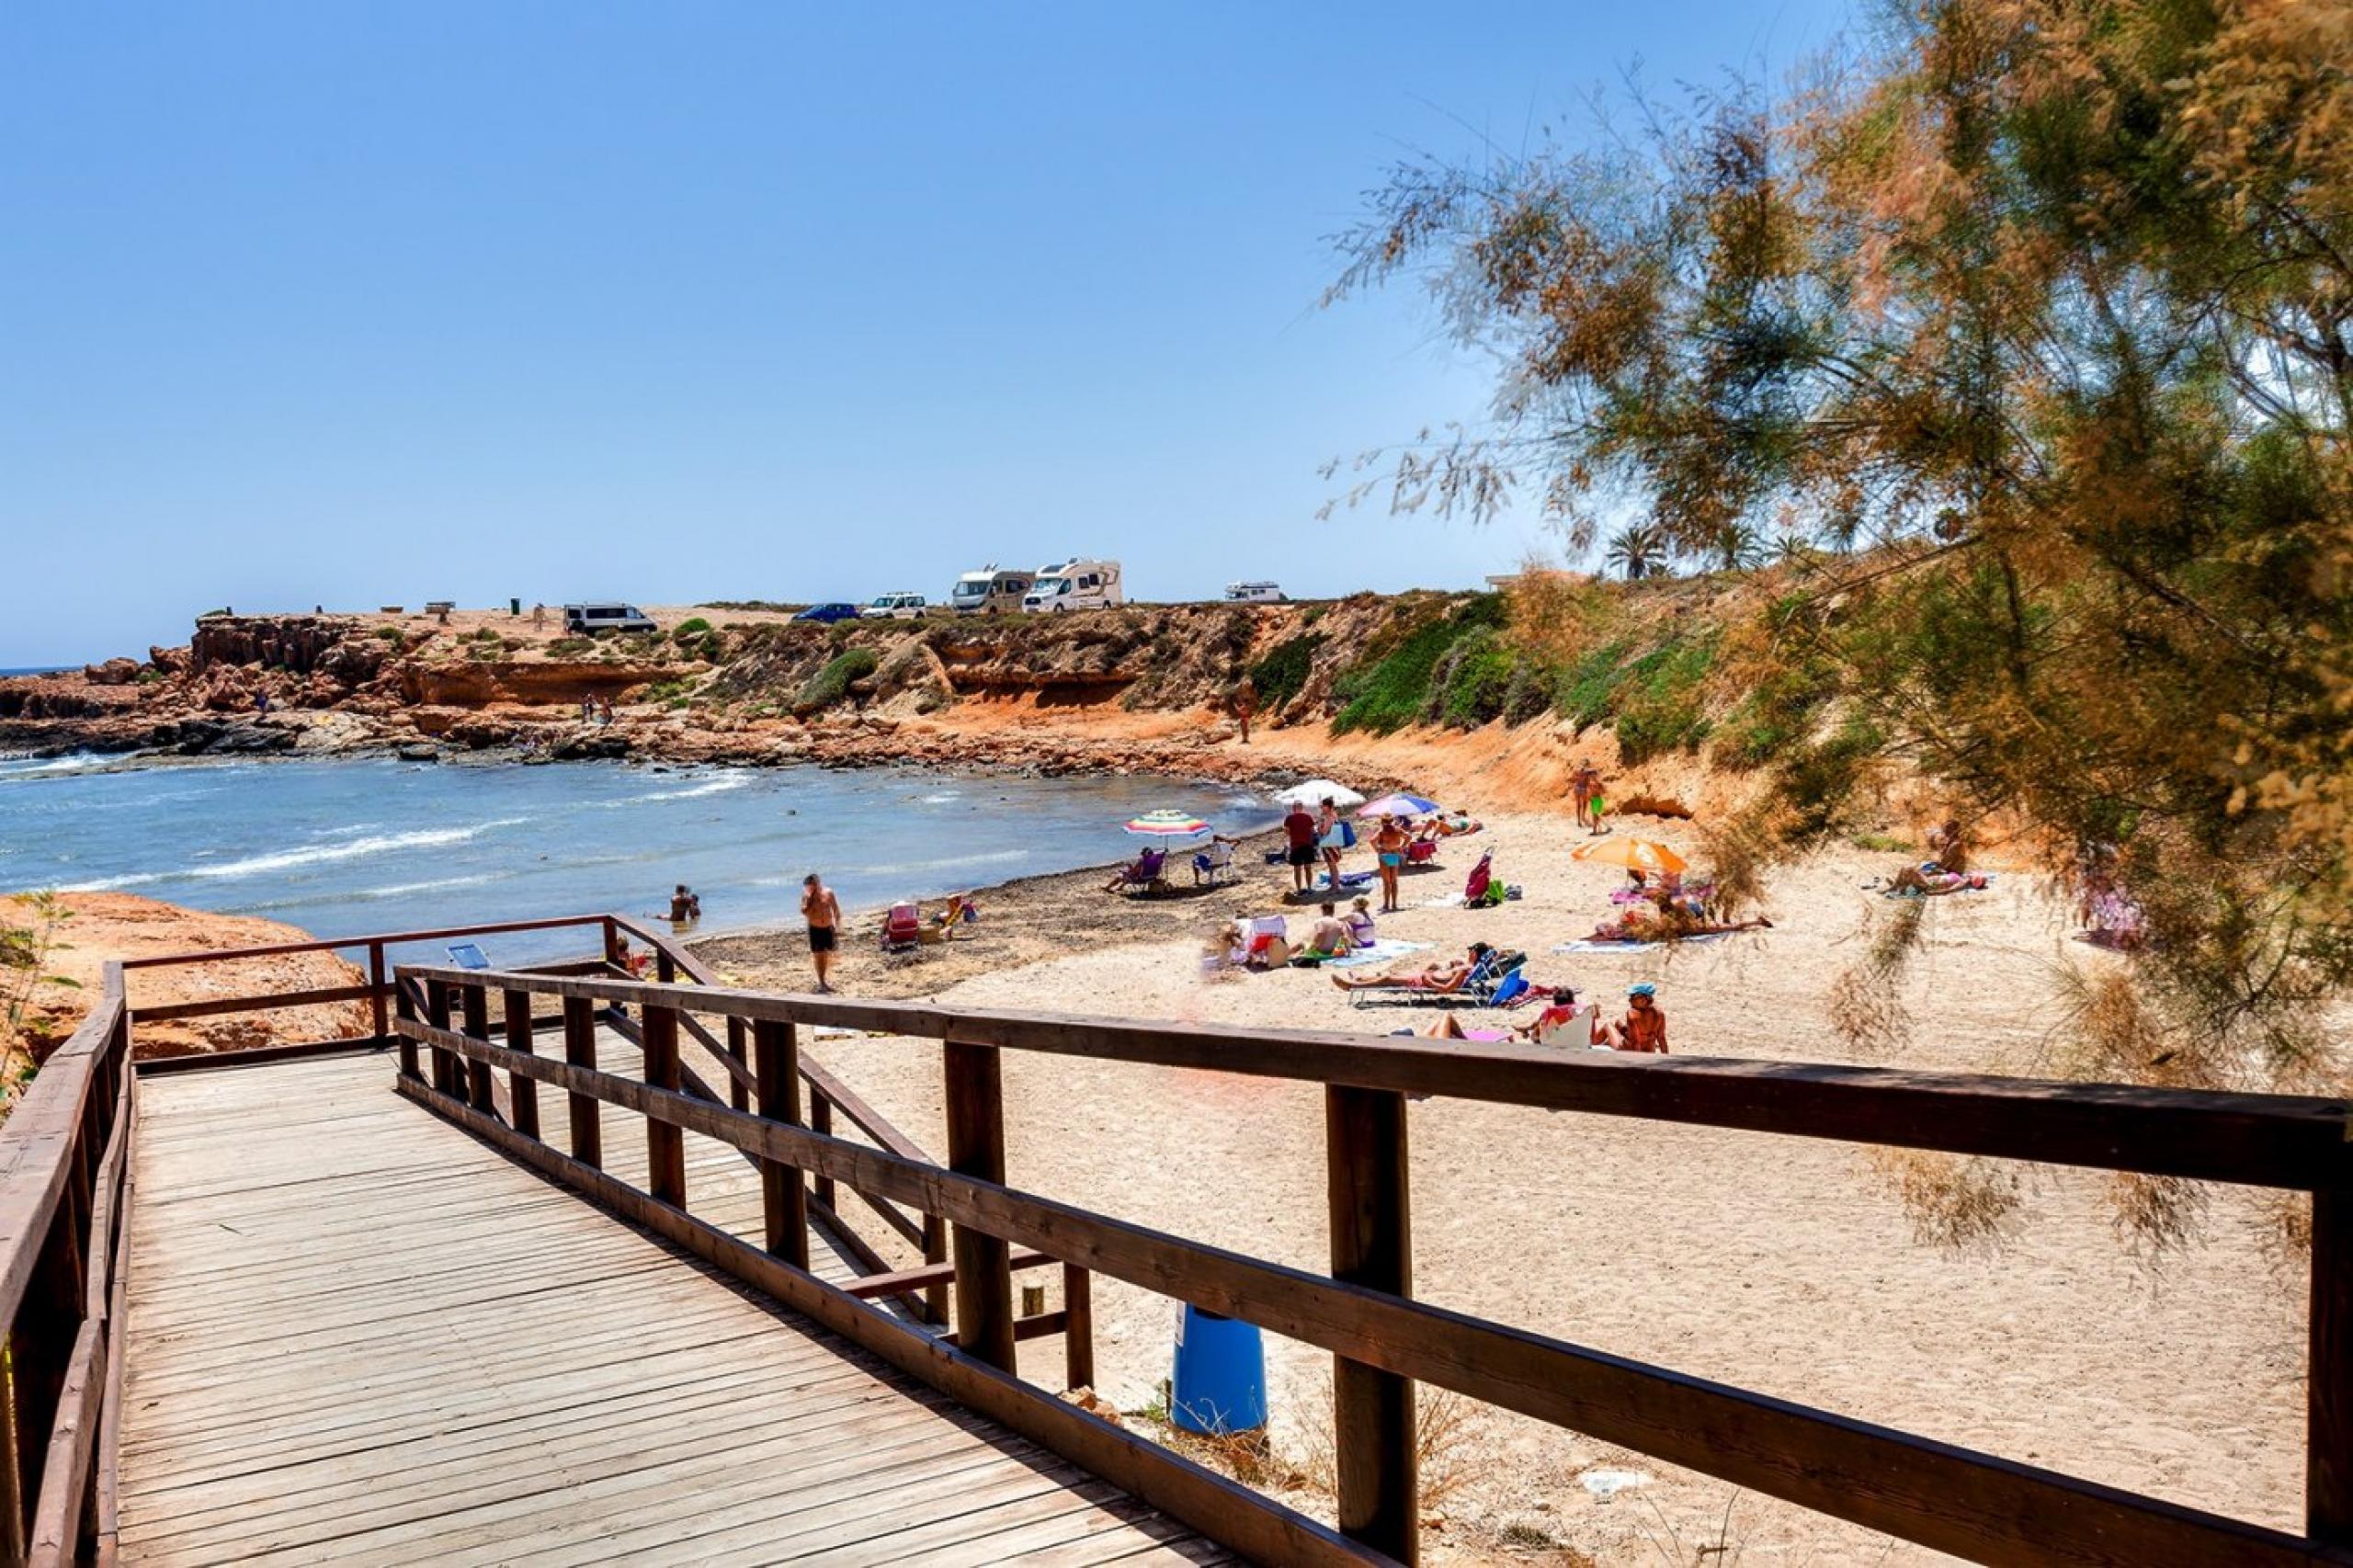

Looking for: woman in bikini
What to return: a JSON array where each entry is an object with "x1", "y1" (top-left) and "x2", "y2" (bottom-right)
[
  {"x1": 1371, "y1": 814, "x2": 1411, "y2": 912},
  {"x1": 1593, "y1": 983, "x2": 1668, "y2": 1052},
  {"x1": 1330, "y1": 943, "x2": 1491, "y2": 994}
]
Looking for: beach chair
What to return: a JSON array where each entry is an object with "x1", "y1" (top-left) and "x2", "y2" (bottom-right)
[
  {"x1": 1191, "y1": 839, "x2": 1235, "y2": 886},
  {"x1": 881, "y1": 902, "x2": 923, "y2": 951},
  {"x1": 1241, "y1": 915, "x2": 1290, "y2": 969},
  {"x1": 1406, "y1": 837, "x2": 1439, "y2": 865},
  {"x1": 1108, "y1": 847, "x2": 1167, "y2": 895},
  {"x1": 446, "y1": 942, "x2": 491, "y2": 971}
]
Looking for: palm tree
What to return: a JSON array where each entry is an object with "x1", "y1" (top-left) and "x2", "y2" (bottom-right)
[
  {"x1": 1604, "y1": 525, "x2": 1668, "y2": 581},
  {"x1": 1708, "y1": 522, "x2": 1767, "y2": 573}
]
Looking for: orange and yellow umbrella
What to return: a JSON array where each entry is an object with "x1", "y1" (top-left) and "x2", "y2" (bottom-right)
[{"x1": 1571, "y1": 837, "x2": 1688, "y2": 875}]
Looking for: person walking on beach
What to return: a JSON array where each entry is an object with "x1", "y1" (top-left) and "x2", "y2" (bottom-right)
[
  {"x1": 801, "y1": 873, "x2": 842, "y2": 993},
  {"x1": 1570, "y1": 763, "x2": 1599, "y2": 829},
  {"x1": 1282, "y1": 800, "x2": 1319, "y2": 893},
  {"x1": 1371, "y1": 814, "x2": 1410, "y2": 913}
]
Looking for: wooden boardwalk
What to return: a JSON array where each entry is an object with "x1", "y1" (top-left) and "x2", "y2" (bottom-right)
[{"x1": 114, "y1": 1050, "x2": 1233, "y2": 1566}]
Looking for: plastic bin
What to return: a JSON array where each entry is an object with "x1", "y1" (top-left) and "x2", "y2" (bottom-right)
[{"x1": 1170, "y1": 1303, "x2": 1266, "y2": 1435}]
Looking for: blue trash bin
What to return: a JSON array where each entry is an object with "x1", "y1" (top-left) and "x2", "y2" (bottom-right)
[{"x1": 1170, "y1": 1303, "x2": 1266, "y2": 1435}]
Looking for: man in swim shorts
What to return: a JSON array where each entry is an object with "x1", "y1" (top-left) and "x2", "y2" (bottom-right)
[
  {"x1": 1282, "y1": 801, "x2": 1319, "y2": 893},
  {"x1": 801, "y1": 873, "x2": 842, "y2": 993}
]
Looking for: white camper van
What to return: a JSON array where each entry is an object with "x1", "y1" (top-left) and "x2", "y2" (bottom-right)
[
  {"x1": 1021, "y1": 560, "x2": 1124, "y2": 614},
  {"x1": 948, "y1": 565, "x2": 1034, "y2": 616},
  {"x1": 563, "y1": 602, "x2": 658, "y2": 634}
]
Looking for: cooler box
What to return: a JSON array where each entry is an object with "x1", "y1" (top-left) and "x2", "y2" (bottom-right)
[{"x1": 1170, "y1": 1304, "x2": 1266, "y2": 1435}]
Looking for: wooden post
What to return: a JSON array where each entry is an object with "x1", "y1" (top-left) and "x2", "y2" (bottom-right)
[
  {"x1": 602, "y1": 916, "x2": 620, "y2": 969},
  {"x1": 393, "y1": 977, "x2": 419, "y2": 1081},
  {"x1": 501, "y1": 988, "x2": 539, "y2": 1141},
  {"x1": 726, "y1": 1017, "x2": 750, "y2": 1112},
  {"x1": 2313, "y1": 1189, "x2": 2353, "y2": 1545},
  {"x1": 562, "y1": 995, "x2": 601, "y2": 1168},
  {"x1": 642, "y1": 1004, "x2": 686, "y2": 1208},
  {"x1": 752, "y1": 1019, "x2": 809, "y2": 1268},
  {"x1": 655, "y1": 944, "x2": 675, "y2": 983},
  {"x1": 944, "y1": 1040, "x2": 1014, "y2": 1370},
  {"x1": 809, "y1": 1094, "x2": 838, "y2": 1210},
  {"x1": 368, "y1": 941, "x2": 388, "y2": 1041},
  {"x1": 1327, "y1": 1085, "x2": 1417, "y2": 1564},
  {"x1": 459, "y1": 983, "x2": 494, "y2": 1114},
  {"x1": 426, "y1": 984, "x2": 458, "y2": 1097},
  {"x1": 1063, "y1": 1263, "x2": 1096, "y2": 1392},
  {"x1": 922, "y1": 1213, "x2": 949, "y2": 1325}
]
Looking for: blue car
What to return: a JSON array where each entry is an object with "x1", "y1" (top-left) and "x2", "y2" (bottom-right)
[{"x1": 793, "y1": 603, "x2": 862, "y2": 623}]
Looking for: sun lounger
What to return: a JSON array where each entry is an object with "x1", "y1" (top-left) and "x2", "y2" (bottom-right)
[{"x1": 1347, "y1": 949, "x2": 1526, "y2": 1008}]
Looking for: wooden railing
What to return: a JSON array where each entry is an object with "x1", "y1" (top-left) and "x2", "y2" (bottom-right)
[
  {"x1": 0, "y1": 965, "x2": 131, "y2": 1566},
  {"x1": 394, "y1": 960, "x2": 2353, "y2": 1568}
]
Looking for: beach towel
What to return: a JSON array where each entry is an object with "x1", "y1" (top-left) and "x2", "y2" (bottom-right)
[
  {"x1": 1322, "y1": 938, "x2": 1433, "y2": 970},
  {"x1": 1550, "y1": 930, "x2": 1737, "y2": 955}
]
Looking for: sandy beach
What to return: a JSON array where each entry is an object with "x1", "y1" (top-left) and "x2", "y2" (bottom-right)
[{"x1": 694, "y1": 797, "x2": 2311, "y2": 1565}]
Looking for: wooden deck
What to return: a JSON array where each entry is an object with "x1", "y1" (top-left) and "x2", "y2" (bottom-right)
[{"x1": 114, "y1": 1050, "x2": 1233, "y2": 1566}]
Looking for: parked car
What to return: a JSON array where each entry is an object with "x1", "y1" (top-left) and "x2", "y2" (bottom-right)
[
  {"x1": 948, "y1": 565, "x2": 1034, "y2": 615},
  {"x1": 563, "y1": 603, "x2": 658, "y2": 634},
  {"x1": 1224, "y1": 581, "x2": 1286, "y2": 603},
  {"x1": 1021, "y1": 559, "x2": 1124, "y2": 613},
  {"x1": 860, "y1": 592, "x2": 928, "y2": 619},
  {"x1": 793, "y1": 603, "x2": 862, "y2": 623}
]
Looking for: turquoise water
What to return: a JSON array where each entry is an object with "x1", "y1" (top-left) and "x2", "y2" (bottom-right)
[{"x1": 0, "y1": 755, "x2": 1272, "y2": 960}]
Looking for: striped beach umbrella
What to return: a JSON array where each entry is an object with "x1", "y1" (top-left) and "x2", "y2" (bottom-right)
[{"x1": 1122, "y1": 811, "x2": 1211, "y2": 839}]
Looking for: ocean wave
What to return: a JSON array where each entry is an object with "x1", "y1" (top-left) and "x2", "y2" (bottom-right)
[
  {"x1": 61, "y1": 817, "x2": 527, "y2": 891},
  {"x1": 0, "y1": 754, "x2": 109, "y2": 779},
  {"x1": 751, "y1": 847, "x2": 1030, "y2": 885},
  {"x1": 359, "y1": 874, "x2": 494, "y2": 898},
  {"x1": 596, "y1": 773, "x2": 752, "y2": 806}
]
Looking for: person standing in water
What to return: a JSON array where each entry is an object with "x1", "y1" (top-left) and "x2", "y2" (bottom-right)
[{"x1": 801, "y1": 873, "x2": 842, "y2": 993}]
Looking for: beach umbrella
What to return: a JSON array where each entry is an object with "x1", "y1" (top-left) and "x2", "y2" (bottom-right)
[
  {"x1": 1355, "y1": 791, "x2": 1441, "y2": 820},
  {"x1": 1273, "y1": 778, "x2": 1366, "y2": 810},
  {"x1": 1122, "y1": 810, "x2": 1211, "y2": 839},
  {"x1": 1572, "y1": 837, "x2": 1688, "y2": 875}
]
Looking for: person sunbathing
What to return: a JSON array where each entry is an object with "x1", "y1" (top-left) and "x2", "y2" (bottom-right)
[
  {"x1": 1889, "y1": 864, "x2": 1978, "y2": 896},
  {"x1": 1331, "y1": 942, "x2": 1492, "y2": 993},
  {"x1": 1593, "y1": 983, "x2": 1668, "y2": 1052},
  {"x1": 1512, "y1": 987, "x2": 1586, "y2": 1045}
]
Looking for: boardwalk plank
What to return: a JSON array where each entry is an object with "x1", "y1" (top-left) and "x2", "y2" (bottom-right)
[{"x1": 118, "y1": 1053, "x2": 1217, "y2": 1566}]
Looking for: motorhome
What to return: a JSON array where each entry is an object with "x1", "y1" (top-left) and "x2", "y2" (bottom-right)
[
  {"x1": 1021, "y1": 559, "x2": 1124, "y2": 613},
  {"x1": 563, "y1": 602, "x2": 658, "y2": 634},
  {"x1": 947, "y1": 565, "x2": 1034, "y2": 616},
  {"x1": 1224, "y1": 581, "x2": 1285, "y2": 603}
]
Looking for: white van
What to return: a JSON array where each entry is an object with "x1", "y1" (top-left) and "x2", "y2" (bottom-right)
[
  {"x1": 1225, "y1": 581, "x2": 1286, "y2": 603},
  {"x1": 1021, "y1": 560, "x2": 1124, "y2": 613},
  {"x1": 948, "y1": 566, "x2": 1034, "y2": 616},
  {"x1": 860, "y1": 592, "x2": 928, "y2": 620},
  {"x1": 563, "y1": 603, "x2": 658, "y2": 634}
]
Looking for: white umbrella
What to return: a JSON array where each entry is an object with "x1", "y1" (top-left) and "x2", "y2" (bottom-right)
[{"x1": 1273, "y1": 778, "x2": 1366, "y2": 810}]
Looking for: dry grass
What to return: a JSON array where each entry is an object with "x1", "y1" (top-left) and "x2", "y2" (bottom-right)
[
  {"x1": 1863, "y1": 1148, "x2": 2024, "y2": 1254},
  {"x1": 1292, "y1": 1370, "x2": 1488, "y2": 1515}
]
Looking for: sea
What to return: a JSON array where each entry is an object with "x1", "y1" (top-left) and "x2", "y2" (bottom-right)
[{"x1": 0, "y1": 754, "x2": 1275, "y2": 962}]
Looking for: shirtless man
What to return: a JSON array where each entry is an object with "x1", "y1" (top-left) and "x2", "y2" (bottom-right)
[
  {"x1": 1593, "y1": 982, "x2": 1668, "y2": 1052},
  {"x1": 801, "y1": 873, "x2": 843, "y2": 993},
  {"x1": 1304, "y1": 902, "x2": 1353, "y2": 959}
]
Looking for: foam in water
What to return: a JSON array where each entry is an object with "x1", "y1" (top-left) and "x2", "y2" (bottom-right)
[{"x1": 63, "y1": 817, "x2": 528, "y2": 891}]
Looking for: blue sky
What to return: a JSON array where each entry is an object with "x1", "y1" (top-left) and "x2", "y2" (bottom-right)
[{"x1": 1, "y1": 1, "x2": 1847, "y2": 666}]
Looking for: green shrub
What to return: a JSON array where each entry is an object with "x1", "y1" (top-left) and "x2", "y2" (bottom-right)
[
  {"x1": 1427, "y1": 627, "x2": 1516, "y2": 728},
  {"x1": 1554, "y1": 640, "x2": 1634, "y2": 730},
  {"x1": 374, "y1": 626, "x2": 406, "y2": 647},
  {"x1": 795, "y1": 649, "x2": 878, "y2": 713},
  {"x1": 672, "y1": 617, "x2": 712, "y2": 641},
  {"x1": 1332, "y1": 596, "x2": 1506, "y2": 735},
  {"x1": 1609, "y1": 637, "x2": 1716, "y2": 763},
  {"x1": 546, "y1": 636, "x2": 593, "y2": 656},
  {"x1": 1246, "y1": 633, "x2": 1324, "y2": 711}
]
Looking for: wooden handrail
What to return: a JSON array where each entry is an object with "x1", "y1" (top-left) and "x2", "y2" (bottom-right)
[
  {"x1": 398, "y1": 963, "x2": 2353, "y2": 1568},
  {"x1": 401, "y1": 963, "x2": 2353, "y2": 1192},
  {"x1": 0, "y1": 962, "x2": 135, "y2": 1566}
]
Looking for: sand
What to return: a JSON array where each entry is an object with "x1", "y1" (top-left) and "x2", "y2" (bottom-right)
[{"x1": 697, "y1": 806, "x2": 2309, "y2": 1564}]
